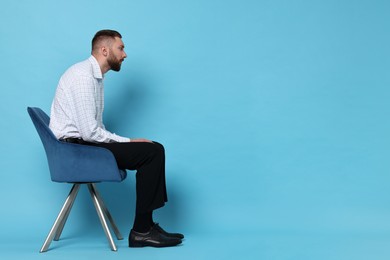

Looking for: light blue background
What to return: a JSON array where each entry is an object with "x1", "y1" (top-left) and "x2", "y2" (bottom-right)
[{"x1": 1, "y1": 0, "x2": 390, "y2": 259}]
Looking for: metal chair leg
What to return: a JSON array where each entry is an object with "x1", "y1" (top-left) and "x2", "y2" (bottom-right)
[
  {"x1": 90, "y1": 183, "x2": 123, "y2": 240},
  {"x1": 54, "y1": 185, "x2": 79, "y2": 241},
  {"x1": 40, "y1": 184, "x2": 81, "y2": 253},
  {"x1": 88, "y1": 184, "x2": 117, "y2": 251}
]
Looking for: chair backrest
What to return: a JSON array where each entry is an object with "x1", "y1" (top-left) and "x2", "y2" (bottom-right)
[
  {"x1": 27, "y1": 107, "x2": 126, "y2": 183},
  {"x1": 28, "y1": 107, "x2": 59, "y2": 159}
]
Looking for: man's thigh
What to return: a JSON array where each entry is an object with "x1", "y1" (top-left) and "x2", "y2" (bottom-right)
[{"x1": 86, "y1": 141, "x2": 162, "y2": 170}]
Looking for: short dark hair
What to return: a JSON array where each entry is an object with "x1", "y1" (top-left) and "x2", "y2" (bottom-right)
[{"x1": 91, "y1": 29, "x2": 122, "y2": 53}]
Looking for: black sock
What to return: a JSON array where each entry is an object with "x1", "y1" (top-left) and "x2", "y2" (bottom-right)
[
  {"x1": 149, "y1": 211, "x2": 154, "y2": 226},
  {"x1": 133, "y1": 211, "x2": 153, "y2": 233}
]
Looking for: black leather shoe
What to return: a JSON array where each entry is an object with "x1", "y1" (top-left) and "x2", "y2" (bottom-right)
[
  {"x1": 129, "y1": 228, "x2": 182, "y2": 248},
  {"x1": 152, "y1": 223, "x2": 185, "y2": 239}
]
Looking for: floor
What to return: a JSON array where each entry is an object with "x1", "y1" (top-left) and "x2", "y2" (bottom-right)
[{"x1": 1, "y1": 229, "x2": 390, "y2": 260}]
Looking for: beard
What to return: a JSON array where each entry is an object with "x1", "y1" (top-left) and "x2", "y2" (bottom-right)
[{"x1": 107, "y1": 52, "x2": 122, "y2": 72}]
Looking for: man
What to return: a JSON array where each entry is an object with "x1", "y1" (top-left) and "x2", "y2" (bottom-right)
[{"x1": 49, "y1": 29, "x2": 183, "y2": 248}]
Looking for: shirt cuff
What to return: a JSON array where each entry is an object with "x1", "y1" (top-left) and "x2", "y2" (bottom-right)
[{"x1": 110, "y1": 134, "x2": 130, "y2": 143}]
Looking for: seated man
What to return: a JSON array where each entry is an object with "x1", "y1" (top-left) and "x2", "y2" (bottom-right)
[{"x1": 49, "y1": 29, "x2": 184, "y2": 248}]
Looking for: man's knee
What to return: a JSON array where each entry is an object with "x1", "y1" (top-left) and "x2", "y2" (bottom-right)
[{"x1": 152, "y1": 141, "x2": 165, "y2": 154}]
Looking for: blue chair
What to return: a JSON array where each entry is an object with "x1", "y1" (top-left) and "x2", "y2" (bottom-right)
[{"x1": 27, "y1": 107, "x2": 127, "y2": 252}]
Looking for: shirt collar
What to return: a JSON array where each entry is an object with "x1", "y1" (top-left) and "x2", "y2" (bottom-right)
[{"x1": 88, "y1": 55, "x2": 104, "y2": 80}]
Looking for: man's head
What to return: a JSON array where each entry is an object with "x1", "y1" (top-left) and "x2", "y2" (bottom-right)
[{"x1": 92, "y1": 29, "x2": 127, "y2": 72}]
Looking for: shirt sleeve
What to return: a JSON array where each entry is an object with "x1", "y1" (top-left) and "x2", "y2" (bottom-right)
[{"x1": 67, "y1": 76, "x2": 129, "y2": 143}]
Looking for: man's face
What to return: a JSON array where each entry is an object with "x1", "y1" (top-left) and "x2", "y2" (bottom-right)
[{"x1": 107, "y1": 37, "x2": 127, "y2": 72}]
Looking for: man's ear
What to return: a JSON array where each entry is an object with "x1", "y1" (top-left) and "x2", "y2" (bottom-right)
[{"x1": 102, "y1": 46, "x2": 108, "y2": 57}]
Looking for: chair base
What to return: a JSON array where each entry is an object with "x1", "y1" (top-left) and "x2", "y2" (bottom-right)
[{"x1": 40, "y1": 183, "x2": 123, "y2": 252}]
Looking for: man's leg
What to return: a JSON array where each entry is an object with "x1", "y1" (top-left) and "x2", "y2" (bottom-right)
[
  {"x1": 81, "y1": 140, "x2": 182, "y2": 247},
  {"x1": 86, "y1": 142, "x2": 167, "y2": 225}
]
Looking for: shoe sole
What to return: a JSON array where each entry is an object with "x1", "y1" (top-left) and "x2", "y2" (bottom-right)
[{"x1": 129, "y1": 240, "x2": 182, "y2": 248}]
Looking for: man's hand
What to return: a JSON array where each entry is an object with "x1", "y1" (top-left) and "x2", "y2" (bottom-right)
[{"x1": 129, "y1": 138, "x2": 153, "y2": 143}]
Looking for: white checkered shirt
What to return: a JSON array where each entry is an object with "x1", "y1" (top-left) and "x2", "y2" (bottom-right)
[{"x1": 49, "y1": 56, "x2": 129, "y2": 143}]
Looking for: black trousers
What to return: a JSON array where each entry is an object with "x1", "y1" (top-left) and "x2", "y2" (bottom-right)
[{"x1": 64, "y1": 139, "x2": 168, "y2": 214}]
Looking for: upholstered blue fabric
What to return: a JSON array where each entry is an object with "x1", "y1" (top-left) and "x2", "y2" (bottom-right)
[{"x1": 28, "y1": 107, "x2": 127, "y2": 183}]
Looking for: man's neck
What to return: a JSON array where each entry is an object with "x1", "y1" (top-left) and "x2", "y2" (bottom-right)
[{"x1": 92, "y1": 54, "x2": 110, "y2": 75}]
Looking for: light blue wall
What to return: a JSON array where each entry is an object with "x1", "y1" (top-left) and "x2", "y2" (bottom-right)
[{"x1": 1, "y1": 0, "x2": 390, "y2": 258}]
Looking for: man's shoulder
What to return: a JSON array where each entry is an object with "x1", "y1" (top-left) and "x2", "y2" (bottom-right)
[
  {"x1": 65, "y1": 58, "x2": 94, "y2": 78},
  {"x1": 57, "y1": 58, "x2": 96, "y2": 91}
]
